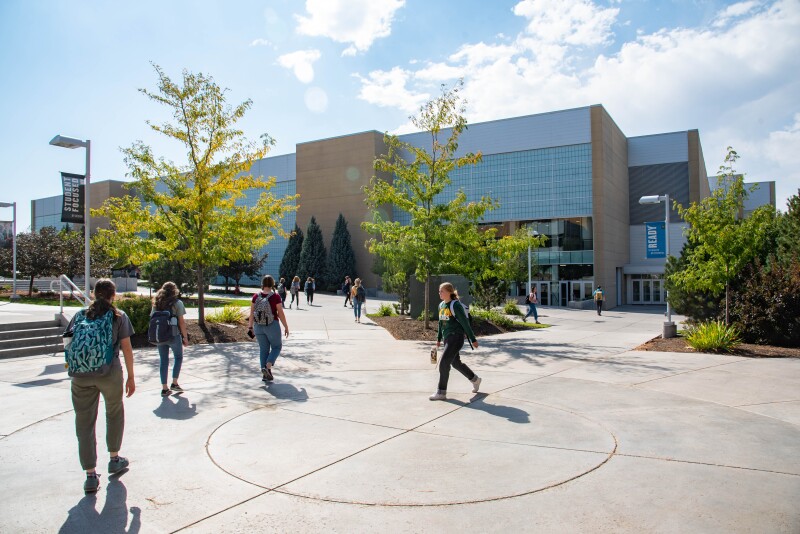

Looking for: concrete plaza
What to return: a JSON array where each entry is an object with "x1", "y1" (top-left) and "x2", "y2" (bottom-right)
[{"x1": 0, "y1": 294, "x2": 798, "y2": 533}]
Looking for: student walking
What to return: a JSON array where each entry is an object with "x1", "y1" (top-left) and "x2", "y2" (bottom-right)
[
  {"x1": 342, "y1": 276, "x2": 353, "y2": 307},
  {"x1": 593, "y1": 285, "x2": 605, "y2": 316},
  {"x1": 66, "y1": 278, "x2": 136, "y2": 494},
  {"x1": 304, "y1": 277, "x2": 314, "y2": 305},
  {"x1": 277, "y1": 277, "x2": 288, "y2": 306},
  {"x1": 352, "y1": 278, "x2": 365, "y2": 323},
  {"x1": 289, "y1": 276, "x2": 301, "y2": 309},
  {"x1": 524, "y1": 286, "x2": 540, "y2": 324},
  {"x1": 152, "y1": 282, "x2": 189, "y2": 396},
  {"x1": 430, "y1": 282, "x2": 481, "y2": 401},
  {"x1": 248, "y1": 275, "x2": 290, "y2": 382}
]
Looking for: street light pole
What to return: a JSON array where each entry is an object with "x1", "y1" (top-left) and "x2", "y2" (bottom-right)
[
  {"x1": 50, "y1": 135, "x2": 91, "y2": 301},
  {"x1": 639, "y1": 194, "x2": 675, "y2": 338},
  {"x1": 0, "y1": 202, "x2": 18, "y2": 300}
]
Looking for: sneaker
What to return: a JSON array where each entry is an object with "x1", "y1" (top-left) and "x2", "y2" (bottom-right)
[
  {"x1": 429, "y1": 391, "x2": 447, "y2": 401},
  {"x1": 84, "y1": 474, "x2": 100, "y2": 494},
  {"x1": 170, "y1": 383, "x2": 184, "y2": 392},
  {"x1": 261, "y1": 367, "x2": 268, "y2": 381},
  {"x1": 471, "y1": 376, "x2": 482, "y2": 393},
  {"x1": 535, "y1": 320, "x2": 541, "y2": 324},
  {"x1": 108, "y1": 456, "x2": 129, "y2": 475},
  {"x1": 161, "y1": 388, "x2": 171, "y2": 397},
  {"x1": 265, "y1": 367, "x2": 274, "y2": 381}
]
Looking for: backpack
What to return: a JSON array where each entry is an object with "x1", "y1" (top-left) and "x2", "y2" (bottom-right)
[
  {"x1": 449, "y1": 300, "x2": 475, "y2": 349},
  {"x1": 148, "y1": 309, "x2": 177, "y2": 345},
  {"x1": 524, "y1": 294, "x2": 531, "y2": 304},
  {"x1": 254, "y1": 292, "x2": 276, "y2": 325},
  {"x1": 277, "y1": 283, "x2": 287, "y2": 298},
  {"x1": 356, "y1": 286, "x2": 366, "y2": 303},
  {"x1": 594, "y1": 290, "x2": 604, "y2": 301},
  {"x1": 64, "y1": 309, "x2": 115, "y2": 377}
]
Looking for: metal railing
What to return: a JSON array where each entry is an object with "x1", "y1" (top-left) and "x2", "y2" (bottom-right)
[{"x1": 50, "y1": 275, "x2": 89, "y2": 315}]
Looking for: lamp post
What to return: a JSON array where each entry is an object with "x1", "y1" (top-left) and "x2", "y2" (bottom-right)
[
  {"x1": 639, "y1": 194, "x2": 676, "y2": 338},
  {"x1": 0, "y1": 202, "x2": 18, "y2": 300},
  {"x1": 527, "y1": 228, "x2": 539, "y2": 295},
  {"x1": 50, "y1": 135, "x2": 91, "y2": 300}
]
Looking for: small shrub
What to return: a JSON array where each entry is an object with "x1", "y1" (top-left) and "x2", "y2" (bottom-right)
[
  {"x1": 206, "y1": 304, "x2": 246, "y2": 324},
  {"x1": 116, "y1": 295, "x2": 152, "y2": 334},
  {"x1": 503, "y1": 299, "x2": 523, "y2": 316},
  {"x1": 471, "y1": 308, "x2": 513, "y2": 329},
  {"x1": 685, "y1": 320, "x2": 741, "y2": 353},
  {"x1": 375, "y1": 303, "x2": 395, "y2": 317},
  {"x1": 417, "y1": 309, "x2": 437, "y2": 321}
]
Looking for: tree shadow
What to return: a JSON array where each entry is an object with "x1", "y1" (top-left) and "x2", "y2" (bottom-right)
[
  {"x1": 152, "y1": 394, "x2": 198, "y2": 420},
  {"x1": 58, "y1": 478, "x2": 141, "y2": 533}
]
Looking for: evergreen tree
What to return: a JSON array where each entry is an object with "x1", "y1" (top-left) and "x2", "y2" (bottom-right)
[
  {"x1": 298, "y1": 216, "x2": 327, "y2": 287},
  {"x1": 776, "y1": 189, "x2": 800, "y2": 265},
  {"x1": 327, "y1": 214, "x2": 356, "y2": 291},
  {"x1": 279, "y1": 224, "x2": 303, "y2": 281}
]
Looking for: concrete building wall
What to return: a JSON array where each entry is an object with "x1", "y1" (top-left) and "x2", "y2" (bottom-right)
[
  {"x1": 590, "y1": 105, "x2": 629, "y2": 309},
  {"x1": 295, "y1": 131, "x2": 386, "y2": 289}
]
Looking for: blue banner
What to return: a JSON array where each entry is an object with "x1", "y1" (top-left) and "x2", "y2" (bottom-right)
[{"x1": 645, "y1": 221, "x2": 666, "y2": 259}]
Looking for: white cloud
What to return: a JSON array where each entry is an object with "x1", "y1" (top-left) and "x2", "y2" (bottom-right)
[
  {"x1": 354, "y1": 67, "x2": 429, "y2": 113},
  {"x1": 277, "y1": 49, "x2": 322, "y2": 84},
  {"x1": 295, "y1": 0, "x2": 405, "y2": 55},
  {"x1": 250, "y1": 38, "x2": 272, "y2": 47},
  {"x1": 713, "y1": 1, "x2": 761, "y2": 27},
  {"x1": 513, "y1": 0, "x2": 619, "y2": 46},
  {"x1": 413, "y1": 62, "x2": 464, "y2": 82}
]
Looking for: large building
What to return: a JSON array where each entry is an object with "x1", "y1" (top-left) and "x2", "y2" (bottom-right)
[{"x1": 34, "y1": 104, "x2": 775, "y2": 308}]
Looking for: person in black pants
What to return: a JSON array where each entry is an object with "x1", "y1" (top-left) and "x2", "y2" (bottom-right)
[
  {"x1": 430, "y1": 282, "x2": 481, "y2": 401},
  {"x1": 342, "y1": 276, "x2": 352, "y2": 307}
]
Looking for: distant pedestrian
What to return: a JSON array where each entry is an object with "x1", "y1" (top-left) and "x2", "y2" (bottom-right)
[
  {"x1": 65, "y1": 278, "x2": 136, "y2": 494},
  {"x1": 342, "y1": 276, "x2": 353, "y2": 307},
  {"x1": 430, "y1": 282, "x2": 480, "y2": 401},
  {"x1": 352, "y1": 278, "x2": 366, "y2": 323},
  {"x1": 524, "y1": 286, "x2": 540, "y2": 324},
  {"x1": 277, "y1": 277, "x2": 287, "y2": 305},
  {"x1": 152, "y1": 281, "x2": 189, "y2": 396},
  {"x1": 248, "y1": 275, "x2": 290, "y2": 382},
  {"x1": 289, "y1": 276, "x2": 301, "y2": 309},
  {"x1": 593, "y1": 285, "x2": 605, "y2": 316},
  {"x1": 304, "y1": 277, "x2": 314, "y2": 305}
]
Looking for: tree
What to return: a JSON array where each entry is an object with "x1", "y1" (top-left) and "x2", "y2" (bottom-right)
[
  {"x1": 671, "y1": 147, "x2": 776, "y2": 323},
  {"x1": 218, "y1": 250, "x2": 267, "y2": 292},
  {"x1": 776, "y1": 189, "x2": 800, "y2": 265},
  {"x1": 16, "y1": 227, "x2": 59, "y2": 295},
  {"x1": 297, "y1": 216, "x2": 327, "y2": 287},
  {"x1": 363, "y1": 81, "x2": 495, "y2": 328},
  {"x1": 279, "y1": 224, "x2": 303, "y2": 282},
  {"x1": 95, "y1": 65, "x2": 296, "y2": 327},
  {"x1": 327, "y1": 214, "x2": 356, "y2": 291},
  {"x1": 141, "y1": 256, "x2": 203, "y2": 295}
]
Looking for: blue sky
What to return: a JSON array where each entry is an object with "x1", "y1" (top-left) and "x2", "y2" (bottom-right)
[{"x1": 1, "y1": 0, "x2": 798, "y2": 229}]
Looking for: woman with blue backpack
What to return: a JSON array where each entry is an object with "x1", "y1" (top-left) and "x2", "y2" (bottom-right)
[
  {"x1": 430, "y1": 282, "x2": 481, "y2": 401},
  {"x1": 151, "y1": 282, "x2": 189, "y2": 397},
  {"x1": 65, "y1": 278, "x2": 136, "y2": 494}
]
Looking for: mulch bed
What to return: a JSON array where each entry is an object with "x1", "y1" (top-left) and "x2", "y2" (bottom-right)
[
  {"x1": 369, "y1": 315, "x2": 534, "y2": 342},
  {"x1": 129, "y1": 320, "x2": 254, "y2": 349},
  {"x1": 635, "y1": 335, "x2": 800, "y2": 358}
]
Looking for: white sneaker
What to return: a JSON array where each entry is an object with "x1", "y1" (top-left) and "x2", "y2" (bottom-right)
[
  {"x1": 429, "y1": 391, "x2": 447, "y2": 401},
  {"x1": 471, "y1": 376, "x2": 482, "y2": 393}
]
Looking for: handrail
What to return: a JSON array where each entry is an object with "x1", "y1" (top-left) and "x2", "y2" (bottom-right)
[{"x1": 51, "y1": 275, "x2": 90, "y2": 315}]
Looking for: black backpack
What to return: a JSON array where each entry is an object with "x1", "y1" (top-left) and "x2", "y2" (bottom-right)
[
  {"x1": 148, "y1": 310, "x2": 176, "y2": 345},
  {"x1": 356, "y1": 286, "x2": 366, "y2": 302}
]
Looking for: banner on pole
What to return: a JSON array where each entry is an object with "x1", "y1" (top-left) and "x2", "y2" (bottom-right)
[
  {"x1": 61, "y1": 172, "x2": 85, "y2": 224},
  {"x1": 645, "y1": 221, "x2": 666, "y2": 259},
  {"x1": 0, "y1": 221, "x2": 11, "y2": 249}
]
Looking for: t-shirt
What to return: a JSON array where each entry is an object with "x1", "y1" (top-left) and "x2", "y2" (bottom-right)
[
  {"x1": 252, "y1": 291, "x2": 282, "y2": 318},
  {"x1": 151, "y1": 299, "x2": 186, "y2": 317},
  {"x1": 66, "y1": 308, "x2": 135, "y2": 359}
]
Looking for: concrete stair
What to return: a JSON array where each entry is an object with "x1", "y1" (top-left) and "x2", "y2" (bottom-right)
[{"x1": 0, "y1": 320, "x2": 65, "y2": 359}]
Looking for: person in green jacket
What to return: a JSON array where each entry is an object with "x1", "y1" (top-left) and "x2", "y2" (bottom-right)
[{"x1": 430, "y1": 282, "x2": 481, "y2": 401}]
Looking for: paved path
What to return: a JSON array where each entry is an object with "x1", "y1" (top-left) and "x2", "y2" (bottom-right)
[{"x1": 0, "y1": 294, "x2": 798, "y2": 533}]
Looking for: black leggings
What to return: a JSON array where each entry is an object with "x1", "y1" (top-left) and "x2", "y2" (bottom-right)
[{"x1": 437, "y1": 333, "x2": 476, "y2": 392}]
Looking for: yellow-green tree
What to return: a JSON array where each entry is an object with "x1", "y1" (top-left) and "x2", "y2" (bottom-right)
[
  {"x1": 95, "y1": 65, "x2": 296, "y2": 326},
  {"x1": 363, "y1": 81, "x2": 495, "y2": 328}
]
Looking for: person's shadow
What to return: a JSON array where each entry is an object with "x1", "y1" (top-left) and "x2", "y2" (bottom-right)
[
  {"x1": 457, "y1": 393, "x2": 531, "y2": 423},
  {"x1": 58, "y1": 478, "x2": 141, "y2": 533},
  {"x1": 264, "y1": 383, "x2": 308, "y2": 402},
  {"x1": 152, "y1": 394, "x2": 198, "y2": 420}
]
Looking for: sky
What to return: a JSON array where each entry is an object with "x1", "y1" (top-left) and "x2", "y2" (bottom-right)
[{"x1": 1, "y1": 0, "x2": 798, "y2": 230}]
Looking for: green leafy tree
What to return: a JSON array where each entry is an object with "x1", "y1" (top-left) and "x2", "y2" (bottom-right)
[
  {"x1": 279, "y1": 224, "x2": 303, "y2": 282},
  {"x1": 218, "y1": 250, "x2": 267, "y2": 292},
  {"x1": 671, "y1": 147, "x2": 776, "y2": 323},
  {"x1": 363, "y1": 81, "x2": 495, "y2": 328},
  {"x1": 297, "y1": 216, "x2": 327, "y2": 287},
  {"x1": 776, "y1": 189, "x2": 800, "y2": 265},
  {"x1": 327, "y1": 214, "x2": 357, "y2": 291},
  {"x1": 95, "y1": 65, "x2": 296, "y2": 327},
  {"x1": 16, "y1": 227, "x2": 59, "y2": 295},
  {"x1": 141, "y1": 257, "x2": 199, "y2": 295}
]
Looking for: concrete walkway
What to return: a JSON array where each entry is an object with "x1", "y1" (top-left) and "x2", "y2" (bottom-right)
[{"x1": 0, "y1": 294, "x2": 797, "y2": 533}]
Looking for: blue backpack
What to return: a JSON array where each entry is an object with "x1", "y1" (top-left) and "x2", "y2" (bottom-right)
[{"x1": 64, "y1": 309, "x2": 115, "y2": 377}]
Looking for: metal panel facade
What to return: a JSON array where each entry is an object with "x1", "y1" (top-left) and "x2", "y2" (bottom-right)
[
  {"x1": 628, "y1": 163, "x2": 689, "y2": 225},
  {"x1": 628, "y1": 132, "x2": 688, "y2": 167}
]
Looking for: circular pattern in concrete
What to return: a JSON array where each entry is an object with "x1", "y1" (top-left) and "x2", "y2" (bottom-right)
[{"x1": 206, "y1": 392, "x2": 617, "y2": 506}]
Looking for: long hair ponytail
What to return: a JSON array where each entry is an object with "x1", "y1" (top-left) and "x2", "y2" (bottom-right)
[{"x1": 87, "y1": 278, "x2": 119, "y2": 319}]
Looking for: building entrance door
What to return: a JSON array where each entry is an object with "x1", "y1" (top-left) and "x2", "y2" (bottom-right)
[
  {"x1": 632, "y1": 278, "x2": 665, "y2": 304},
  {"x1": 533, "y1": 282, "x2": 550, "y2": 306}
]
